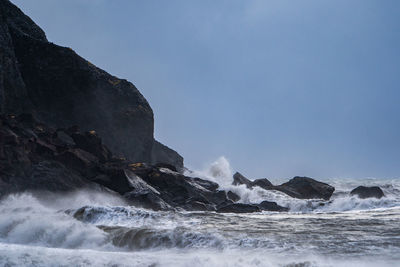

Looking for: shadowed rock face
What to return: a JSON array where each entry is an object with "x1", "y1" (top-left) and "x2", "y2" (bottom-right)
[{"x1": 0, "y1": 0, "x2": 183, "y2": 168}]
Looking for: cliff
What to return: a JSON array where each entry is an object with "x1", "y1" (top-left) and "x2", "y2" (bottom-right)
[{"x1": 0, "y1": 0, "x2": 183, "y2": 168}]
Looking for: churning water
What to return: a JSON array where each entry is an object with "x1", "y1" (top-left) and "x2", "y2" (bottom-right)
[{"x1": 0, "y1": 157, "x2": 399, "y2": 267}]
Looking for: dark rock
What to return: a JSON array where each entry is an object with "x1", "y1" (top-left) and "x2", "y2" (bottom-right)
[
  {"x1": 35, "y1": 139, "x2": 57, "y2": 156},
  {"x1": 227, "y1": 191, "x2": 240, "y2": 202},
  {"x1": 274, "y1": 176, "x2": 335, "y2": 200},
  {"x1": 191, "y1": 177, "x2": 219, "y2": 192},
  {"x1": 92, "y1": 168, "x2": 133, "y2": 194},
  {"x1": 56, "y1": 148, "x2": 99, "y2": 177},
  {"x1": 152, "y1": 140, "x2": 184, "y2": 170},
  {"x1": 0, "y1": 0, "x2": 183, "y2": 169},
  {"x1": 124, "y1": 191, "x2": 172, "y2": 211},
  {"x1": 217, "y1": 203, "x2": 261, "y2": 213},
  {"x1": 53, "y1": 130, "x2": 75, "y2": 147},
  {"x1": 1, "y1": 127, "x2": 19, "y2": 145},
  {"x1": 123, "y1": 171, "x2": 172, "y2": 211},
  {"x1": 252, "y1": 178, "x2": 273, "y2": 190},
  {"x1": 232, "y1": 172, "x2": 273, "y2": 191},
  {"x1": 71, "y1": 131, "x2": 112, "y2": 163},
  {"x1": 233, "y1": 172, "x2": 253, "y2": 188},
  {"x1": 154, "y1": 162, "x2": 178, "y2": 172},
  {"x1": 350, "y1": 186, "x2": 384, "y2": 199},
  {"x1": 256, "y1": 200, "x2": 289, "y2": 212}
]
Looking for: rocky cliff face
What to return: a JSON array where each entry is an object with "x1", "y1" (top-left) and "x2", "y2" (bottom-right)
[{"x1": 0, "y1": 0, "x2": 183, "y2": 168}]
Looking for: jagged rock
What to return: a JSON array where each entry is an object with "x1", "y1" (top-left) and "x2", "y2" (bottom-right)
[
  {"x1": 53, "y1": 130, "x2": 75, "y2": 147},
  {"x1": 256, "y1": 200, "x2": 288, "y2": 212},
  {"x1": 252, "y1": 178, "x2": 273, "y2": 190},
  {"x1": 56, "y1": 148, "x2": 99, "y2": 178},
  {"x1": 152, "y1": 140, "x2": 184, "y2": 170},
  {"x1": 123, "y1": 171, "x2": 172, "y2": 211},
  {"x1": 217, "y1": 203, "x2": 261, "y2": 213},
  {"x1": 70, "y1": 131, "x2": 112, "y2": 163},
  {"x1": 191, "y1": 177, "x2": 219, "y2": 192},
  {"x1": 154, "y1": 162, "x2": 178, "y2": 172},
  {"x1": 274, "y1": 176, "x2": 335, "y2": 200},
  {"x1": 350, "y1": 186, "x2": 384, "y2": 199},
  {"x1": 227, "y1": 191, "x2": 240, "y2": 202},
  {"x1": 233, "y1": 172, "x2": 253, "y2": 188},
  {"x1": 0, "y1": 0, "x2": 183, "y2": 169},
  {"x1": 232, "y1": 172, "x2": 273, "y2": 190}
]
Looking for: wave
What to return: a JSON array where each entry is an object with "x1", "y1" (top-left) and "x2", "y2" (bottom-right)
[
  {"x1": 186, "y1": 156, "x2": 400, "y2": 213},
  {"x1": 0, "y1": 244, "x2": 398, "y2": 267},
  {"x1": 0, "y1": 193, "x2": 114, "y2": 249}
]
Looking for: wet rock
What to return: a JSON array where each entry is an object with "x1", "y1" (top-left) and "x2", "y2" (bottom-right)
[
  {"x1": 53, "y1": 130, "x2": 75, "y2": 147},
  {"x1": 227, "y1": 191, "x2": 240, "y2": 202},
  {"x1": 232, "y1": 172, "x2": 273, "y2": 190},
  {"x1": 233, "y1": 172, "x2": 253, "y2": 188},
  {"x1": 217, "y1": 203, "x2": 261, "y2": 213},
  {"x1": 56, "y1": 148, "x2": 98, "y2": 177},
  {"x1": 274, "y1": 176, "x2": 335, "y2": 200},
  {"x1": 152, "y1": 141, "x2": 184, "y2": 170},
  {"x1": 191, "y1": 177, "x2": 219, "y2": 192},
  {"x1": 71, "y1": 131, "x2": 112, "y2": 163},
  {"x1": 252, "y1": 178, "x2": 273, "y2": 190},
  {"x1": 256, "y1": 201, "x2": 289, "y2": 212},
  {"x1": 154, "y1": 162, "x2": 178, "y2": 172},
  {"x1": 350, "y1": 186, "x2": 384, "y2": 199}
]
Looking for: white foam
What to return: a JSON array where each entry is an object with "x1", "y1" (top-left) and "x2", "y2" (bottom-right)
[{"x1": 0, "y1": 193, "x2": 113, "y2": 249}]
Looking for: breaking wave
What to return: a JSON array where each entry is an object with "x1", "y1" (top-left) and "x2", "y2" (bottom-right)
[
  {"x1": 0, "y1": 157, "x2": 399, "y2": 266},
  {"x1": 186, "y1": 156, "x2": 400, "y2": 213}
]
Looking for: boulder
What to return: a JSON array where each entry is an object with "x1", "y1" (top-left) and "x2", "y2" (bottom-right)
[
  {"x1": 227, "y1": 191, "x2": 240, "y2": 202},
  {"x1": 350, "y1": 186, "x2": 384, "y2": 199},
  {"x1": 154, "y1": 162, "x2": 178, "y2": 172},
  {"x1": 131, "y1": 166, "x2": 232, "y2": 211},
  {"x1": 232, "y1": 172, "x2": 273, "y2": 190},
  {"x1": 56, "y1": 148, "x2": 99, "y2": 178},
  {"x1": 217, "y1": 203, "x2": 261, "y2": 213},
  {"x1": 191, "y1": 177, "x2": 219, "y2": 192},
  {"x1": 256, "y1": 200, "x2": 288, "y2": 212},
  {"x1": 252, "y1": 178, "x2": 273, "y2": 190},
  {"x1": 233, "y1": 172, "x2": 253, "y2": 188},
  {"x1": 71, "y1": 131, "x2": 112, "y2": 163},
  {"x1": 274, "y1": 176, "x2": 335, "y2": 200}
]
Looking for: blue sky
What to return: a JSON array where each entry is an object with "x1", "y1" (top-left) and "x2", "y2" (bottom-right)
[{"x1": 13, "y1": 0, "x2": 400, "y2": 179}]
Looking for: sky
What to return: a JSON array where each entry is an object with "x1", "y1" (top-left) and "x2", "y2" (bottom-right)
[{"x1": 12, "y1": 0, "x2": 400, "y2": 179}]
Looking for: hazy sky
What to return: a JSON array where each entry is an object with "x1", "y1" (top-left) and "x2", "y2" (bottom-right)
[{"x1": 12, "y1": 0, "x2": 400, "y2": 179}]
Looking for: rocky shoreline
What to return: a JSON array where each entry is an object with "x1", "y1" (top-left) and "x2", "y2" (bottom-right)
[
  {"x1": 0, "y1": 0, "x2": 385, "y2": 214},
  {"x1": 0, "y1": 113, "x2": 384, "y2": 213}
]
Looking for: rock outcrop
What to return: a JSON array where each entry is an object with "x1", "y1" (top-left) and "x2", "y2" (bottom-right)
[
  {"x1": 233, "y1": 172, "x2": 273, "y2": 190},
  {"x1": 0, "y1": 113, "x2": 288, "y2": 213},
  {"x1": 0, "y1": 0, "x2": 183, "y2": 169},
  {"x1": 350, "y1": 186, "x2": 384, "y2": 199},
  {"x1": 232, "y1": 173, "x2": 335, "y2": 200},
  {"x1": 274, "y1": 177, "x2": 335, "y2": 200}
]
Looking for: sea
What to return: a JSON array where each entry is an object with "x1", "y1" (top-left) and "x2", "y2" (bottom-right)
[{"x1": 0, "y1": 157, "x2": 399, "y2": 267}]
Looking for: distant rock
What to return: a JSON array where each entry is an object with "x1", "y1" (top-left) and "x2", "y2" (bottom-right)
[
  {"x1": 252, "y1": 178, "x2": 273, "y2": 190},
  {"x1": 217, "y1": 203, "x2": 261, "y2": 213},
  {"x1": 256, "y1": 201, "x2": 289, "y2": 212},
  {"x1": 232, "y1": 172, "x2": 273, "y2": 190},
  {"x1": 350, "y1": 186, "x2": 384, "y2": 199},
  {"x1": 227, "y1": 191, "x2": 240, "y2": 202},
  {"x1": 233, "y1": 172, "x2": 253, "y2": 188},
  {"x1": 274, "y1": 177, "x2": 335, "y2": 200}
]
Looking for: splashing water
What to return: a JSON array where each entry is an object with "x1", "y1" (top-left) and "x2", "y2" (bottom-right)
[{"x1": 1, "y1": 157, "x2": 400, "y2": 266}]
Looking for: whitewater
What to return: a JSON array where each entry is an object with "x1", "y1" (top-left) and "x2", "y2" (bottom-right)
[{"x1": 0, "y1": 157, "x2": 399, "y2": 267}]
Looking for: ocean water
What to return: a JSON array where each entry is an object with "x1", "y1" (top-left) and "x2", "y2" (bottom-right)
[{"x1": 0, "y1": 157, "x2": 399, "y2": 267}]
